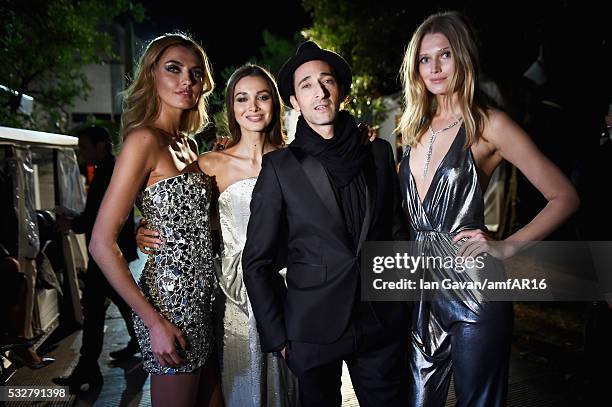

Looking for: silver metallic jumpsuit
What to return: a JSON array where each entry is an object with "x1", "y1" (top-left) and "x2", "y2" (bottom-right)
[{"x1": 399, "y1": 126, "x2": 513, "y2": 407}]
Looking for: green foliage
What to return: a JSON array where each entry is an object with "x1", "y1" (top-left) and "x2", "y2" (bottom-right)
[
  {"x1": 0, "y1": 0, "x2": 143, "y2": 132},
  {"x1": 349, "y1": 75, "x2": 387, "y2": 127},
  {"x1": 301, "y1": 0, "x2": 413, "y2": 125},
  {"x1": 208, "y1": 65, "x2": 242, "y2": 115},
  {"x1": 257, "y1": 30, "x2": 306, "y2": 77}
]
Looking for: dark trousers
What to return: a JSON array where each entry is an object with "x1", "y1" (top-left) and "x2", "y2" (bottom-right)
[
  {"x1": 285, "y1": 303, "x2": 409, "y2": 407},
  {"x1": 79, "y1": 260, "x2": 138, "y2": 368},
  {"x1": 408, "y1": 300, "x2": 513, "y2": 407}
]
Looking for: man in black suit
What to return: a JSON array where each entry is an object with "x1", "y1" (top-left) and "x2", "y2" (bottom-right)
[
  {"x1": 242, "y1": 41, "x2": 409, "y2": 407},
  {"x1": 53, "y1": 126, "x2": 139, "y2": 391}
]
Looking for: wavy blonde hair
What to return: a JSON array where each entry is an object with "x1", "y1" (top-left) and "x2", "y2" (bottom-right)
[
  {"x1": 120, "y1": 33, "x2": 214, "y2": 139},
  {"x1": 397, "y1": 11, "x2": 488, "y2": 147}
]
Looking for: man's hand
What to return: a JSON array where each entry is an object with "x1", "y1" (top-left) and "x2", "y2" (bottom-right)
[
  {"x1": 604, "y1": 293, "x2": 612, "y2": 309},
  {"x1": 358, "y1": 123, "x2": 378, "y2": 145},
  {"x1": 212, "y1": 134, "x2": 229, "y2": 151}
]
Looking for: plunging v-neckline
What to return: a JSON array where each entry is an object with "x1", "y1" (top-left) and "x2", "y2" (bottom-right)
[{"x1": 408, "y1": 126, "x2": 463, "y2": 209}]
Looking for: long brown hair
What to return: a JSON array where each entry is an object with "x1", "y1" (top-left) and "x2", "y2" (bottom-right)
[
  {"x1": 120, "y1": 33, "x2": 214, "y2": 139},
  {"x1": 224, "y1": 64, "x2": 285, "y2": 149},
  {"x1": 397, "y1": 11, "x2": 488, "y2": 147}
]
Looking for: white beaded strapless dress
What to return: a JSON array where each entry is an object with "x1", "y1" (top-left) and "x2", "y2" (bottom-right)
[{"x1": 215, "y1": 177, "x2": 299, "y2": 407}]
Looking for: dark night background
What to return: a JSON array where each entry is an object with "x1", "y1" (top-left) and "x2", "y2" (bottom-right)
[
  {"x1": 136, "y1": 0, "x2": 610, "y2": 92},
  {"x1": 135, "y1": 0, "x2": 313, "y2": 82},
  {"x1": 1, "y1": 1, "x2": 611, "y2": 404},
  {"x1": 137, "y1": 2, "x2": 611, "y2": 241}
]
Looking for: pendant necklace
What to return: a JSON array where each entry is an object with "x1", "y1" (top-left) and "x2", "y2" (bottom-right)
[{"x1": 422, "y1": 117, "x2": 463, "y2": 180}]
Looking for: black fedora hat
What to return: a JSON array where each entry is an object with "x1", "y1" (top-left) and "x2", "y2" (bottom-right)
[{"x1": 277, "y1": 41, "x2": 352, "y2": 107}]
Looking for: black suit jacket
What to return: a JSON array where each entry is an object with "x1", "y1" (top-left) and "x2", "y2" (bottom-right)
[{"x1": 243, "y1": 138, "x2": 408, "y2": 352}]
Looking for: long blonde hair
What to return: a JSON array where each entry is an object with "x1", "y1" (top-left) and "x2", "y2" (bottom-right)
[
  {"x1": 397, "y1": 11, "x2": 488, "y2": 147},
  {"x1": 120, "y1": 33, "x2": 214, "y2": 139}
]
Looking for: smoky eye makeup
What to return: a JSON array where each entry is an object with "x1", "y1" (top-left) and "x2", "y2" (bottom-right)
[
  {"x1": 165, "y1": 63, "x2": 180, "y2": 73},
  {"x1": 192, "y1": 69, "x2": 203, "y2": 80}
]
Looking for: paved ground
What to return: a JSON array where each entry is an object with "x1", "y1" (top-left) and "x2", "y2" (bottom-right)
[
  {"x1": 6, "y1": 313, "x2": 577, "y2": 407},
  {"x1": 5, "y1": 252, "x2": 599, "y2": 406}
]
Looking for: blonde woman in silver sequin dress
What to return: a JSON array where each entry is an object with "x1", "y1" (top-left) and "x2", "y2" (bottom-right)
[
  {"x1": 90, "y1": 33, "x2": 223, "y2": 407},
  {"x1": 137, "y1": 64, "x2": 299, "y2": 407}
]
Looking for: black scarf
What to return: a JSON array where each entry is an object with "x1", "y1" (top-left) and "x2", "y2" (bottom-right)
[{"x1": 292, "y1": 110, "x2": 368, "y2": 187}]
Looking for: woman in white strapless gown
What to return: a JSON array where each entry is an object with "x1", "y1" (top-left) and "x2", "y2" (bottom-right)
[
  {"x1": 200, "y1": 65, "x2": 298, "y2": 407},
  {"x1": 215, "y1": 176, "x2": 297, "y2": 406},
  {"x1": 138, "y1": 64, "x2": 298, "y2": 406}
]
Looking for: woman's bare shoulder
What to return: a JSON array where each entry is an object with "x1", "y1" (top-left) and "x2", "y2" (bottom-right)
[
  {"x1": 116, "y1": 127, "x2": 164, "y2": 175},
  {"x1": 123, "y1": 126, "x2": 163, "y2": 148},
  {"x1": 482, "y1": 108, "x2": 525, "y2": 143},
  {"x1": 197, "y1": 151, "x2": 230, "y2": 176},
  {"x1": 480, "y1": 107, "x2": 540, "y2": 165}
]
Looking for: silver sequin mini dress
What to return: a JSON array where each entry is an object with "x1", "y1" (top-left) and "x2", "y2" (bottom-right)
[{"x1": 134, "y1": 172, "x2": 216, "y2": 375}]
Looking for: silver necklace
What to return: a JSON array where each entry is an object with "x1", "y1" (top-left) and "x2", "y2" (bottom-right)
[{"x1": 423, "y1": 117, "x2": 462, "y2": 180}]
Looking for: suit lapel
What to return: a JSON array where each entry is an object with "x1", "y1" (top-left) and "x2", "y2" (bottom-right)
[
  {"x1": 357, "y1": 155, "x2": 377, "y2": 253},
  {"x1": 290, "y1": 146, "x2": 347, "y2": 235}
]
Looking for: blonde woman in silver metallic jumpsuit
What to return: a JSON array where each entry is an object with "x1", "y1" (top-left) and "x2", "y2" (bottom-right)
[{"x1": 397, "y1": 11, "x2": 579, "y2": 407}]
